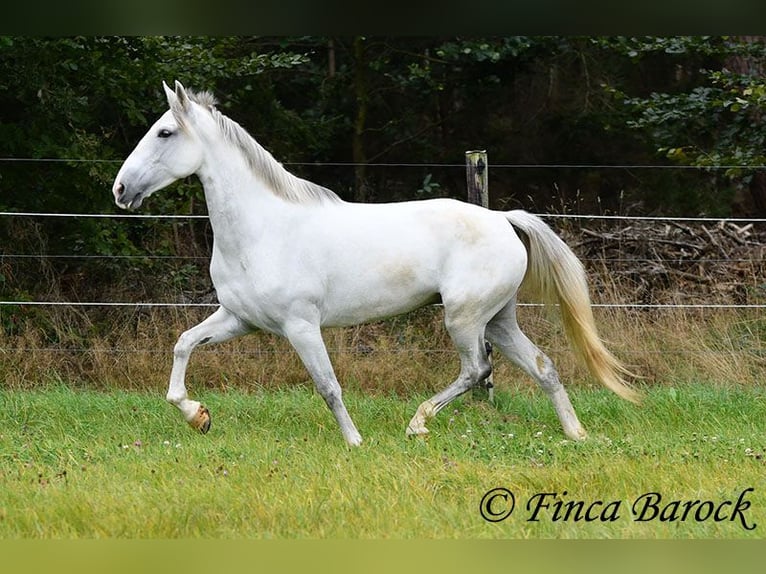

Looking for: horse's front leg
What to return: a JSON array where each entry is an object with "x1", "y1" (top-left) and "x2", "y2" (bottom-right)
[
  {"x1": 283, "y1": 318, "x2": 363, "y2": 446},
  {"x1": 167, "y1": 306, "x2": 250, "y2": 433}
]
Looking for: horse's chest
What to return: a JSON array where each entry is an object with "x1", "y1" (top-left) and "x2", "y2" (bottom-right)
[
  {"x1": 211, "y1": 252, "x2": 267, "y2": 294},
  {"x1": 208, "y1": 250, "x2": 300, "y2": 328}
]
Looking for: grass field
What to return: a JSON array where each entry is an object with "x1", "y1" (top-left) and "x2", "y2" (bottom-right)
[{"x1": 1, "y1": 381, "x2": 764, "y2": 538}]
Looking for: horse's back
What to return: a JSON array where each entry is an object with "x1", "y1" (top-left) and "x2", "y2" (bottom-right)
[{"x1": 307, "y1": 198, "x2": 528, "y2": 326}]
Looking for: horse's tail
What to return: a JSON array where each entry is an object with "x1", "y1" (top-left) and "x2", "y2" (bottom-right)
[{"x1": 504, "y1": 210, "x2": 640, "y2": 403}]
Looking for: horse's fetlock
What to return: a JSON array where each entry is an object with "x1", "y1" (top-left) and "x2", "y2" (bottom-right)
[
  {"x1": 477, "y1": 363, "x2": 493, "y2": 383},
  {"x1": 166, "y1": 392, "x2": 183, "y2": 405}
]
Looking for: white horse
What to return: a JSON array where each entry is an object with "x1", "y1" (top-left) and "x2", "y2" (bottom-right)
[{"x1": 112, "y1": 81, "x2": 638, "y2": 446}]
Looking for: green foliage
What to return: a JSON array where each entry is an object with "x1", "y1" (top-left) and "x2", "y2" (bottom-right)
[
  {"x1": 0, "y1": 36, "x2": 313, "y2": 303},
  {"x1": 2, "y1": 36, "x2": 764, "y2": 311},
  {"x1": 416, "y1": 173, "x2": 441, "y2": 197},
  {"x1": 0, "y1": 36, "x2": 311, "y2": 211},
  {"x1": 605, "y1": 37, "x2": 766, "y2": 177}
]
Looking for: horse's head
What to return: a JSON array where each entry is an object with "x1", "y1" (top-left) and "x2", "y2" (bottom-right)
[{"x1": 113, "y1": 81, "x2": 206, "y2": 210}]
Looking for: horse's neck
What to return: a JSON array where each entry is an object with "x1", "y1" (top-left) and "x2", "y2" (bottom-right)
[{"x1": 197, "y1": 147, "x2": 287, "y2": 240}]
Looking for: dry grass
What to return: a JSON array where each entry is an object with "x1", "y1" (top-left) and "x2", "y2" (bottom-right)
[
  {"x1": 1, "y1": 299, "x2": 763, "y2": 399},
  {"x1": 3, "y1": 216, "x2": 762, "y2": 396}
]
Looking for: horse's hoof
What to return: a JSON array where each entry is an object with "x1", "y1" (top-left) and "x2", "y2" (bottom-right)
[
  {"x1": 406, "y1": 425, "x2": 429, "y2": 437},
  {"x1": 346, "y1": 435, "x2": 363, "y2": 447},
  {"x1": 565, "y1": 427, "x2": 587, "y2": 441},
  {"x1": 189, "y1": 405, "x2": 211, "y2": 434}
]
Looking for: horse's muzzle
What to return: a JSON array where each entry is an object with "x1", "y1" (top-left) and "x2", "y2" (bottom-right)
[
  {"x1": 113, "y1": 181, "x2": 142, "y2": 210},
  {"x1": 113, "y1": 182, "x2": 125, "y2": 203}
]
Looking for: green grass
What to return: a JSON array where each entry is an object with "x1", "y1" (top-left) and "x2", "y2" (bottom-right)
[{"x1": 1, "y1": 382, "x2": 764, "y2": 538}]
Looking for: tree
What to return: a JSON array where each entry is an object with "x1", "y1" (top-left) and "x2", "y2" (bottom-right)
[
  {"x1": 308, "y1": 36, "x2": 542, "y2": 203},
  {"x1": 4, "y1": 35, "x2": 759, "y2": 316},
  {"x1": 0, "y1": 36, "x2": 312, "y2": 304},
  {"x1": 601, "y1": 36, "x2": 766, "y2": 215}
]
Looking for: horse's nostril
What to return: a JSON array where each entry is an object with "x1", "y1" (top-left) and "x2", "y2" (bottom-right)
[{"x1": 113, "y1": 182, "x2": 127, "y2": 203}]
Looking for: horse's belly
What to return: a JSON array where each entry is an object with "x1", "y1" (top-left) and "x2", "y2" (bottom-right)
[{"x1": 320, "y1": 281, "x2": 440, "y2": 327}]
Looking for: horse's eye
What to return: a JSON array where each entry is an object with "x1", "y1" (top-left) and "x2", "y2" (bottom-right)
[{"x1": 158, "y1": 129, "x2": 173, "y2": 139}]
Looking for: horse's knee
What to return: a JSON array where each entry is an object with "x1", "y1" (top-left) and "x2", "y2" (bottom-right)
[
  {"x1": 173, "y1": 333, "x2": 194, "y2": 358},
  {"x1": 464, "y1": 364, "x2": 492, "y2": 392}
]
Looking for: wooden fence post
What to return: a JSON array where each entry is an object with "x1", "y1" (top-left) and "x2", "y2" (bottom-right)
[
  {"x1": 465, "y1": 150, "x2": 494, "y2": 403},
  {"x1": 465, "y1": 150, "x2": 488, "y2": 208}
]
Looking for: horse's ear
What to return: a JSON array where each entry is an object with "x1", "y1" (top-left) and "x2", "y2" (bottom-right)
[
  {"x1": 163, "y1": 81, "x2": 176, "y2": 106},
  {"x1": 174, "y1": 80, "x2": 191, "y2": 110},
  {"x1": 164, "y1": 80, "x2": 190, "y2": 126}
]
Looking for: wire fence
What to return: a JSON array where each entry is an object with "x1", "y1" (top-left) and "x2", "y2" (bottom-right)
[
  {"x1": 2, "y1": 210, "x2": 766, "y2": 223},
  {"x1": 1, "y1": 210, "x2": 764, "y2": 310},
  {"x1": 2, "y1": 155, "x2": 765, "y2": 312},
  {"x1": 1, "y1": 174, "x2": 763, "y2": 369},
  {"x1": 4, "y1": 156, "x2": 766, "y2": 170}
]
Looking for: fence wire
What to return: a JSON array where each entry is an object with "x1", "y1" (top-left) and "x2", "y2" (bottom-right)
[
  {"x1": 1, "y1": 210, "x2": 764, "y2": 310},
  {"x1": 1, "y1": 206, "x2": 763, "y2": 363}
]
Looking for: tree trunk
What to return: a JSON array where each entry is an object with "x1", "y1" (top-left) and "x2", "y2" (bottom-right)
[
  {"x1": 352, "y1": 36, "x2": 369, "y2": 203},
  {"x1": 327, "y1": 38, "x2": 336, "y2": 78},
  {"x1": 748, "y1": 171, "x2": 766, "y2": 215}
]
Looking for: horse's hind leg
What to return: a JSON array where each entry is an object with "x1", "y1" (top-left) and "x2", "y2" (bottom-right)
[
  {"x1": 167, "y1": 306, "x2": 250, "y2": 433},
  {"x1": 407, "y1": 310, "x2": 491, "y2": 436},
  {"x1": 486, "y1": 301, "x2": 587, "y2": 440}
]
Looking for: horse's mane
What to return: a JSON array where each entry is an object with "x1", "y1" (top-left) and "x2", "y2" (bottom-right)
[{"x1": 187, "y1": 89, "x2": 341, "y2": 205}]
